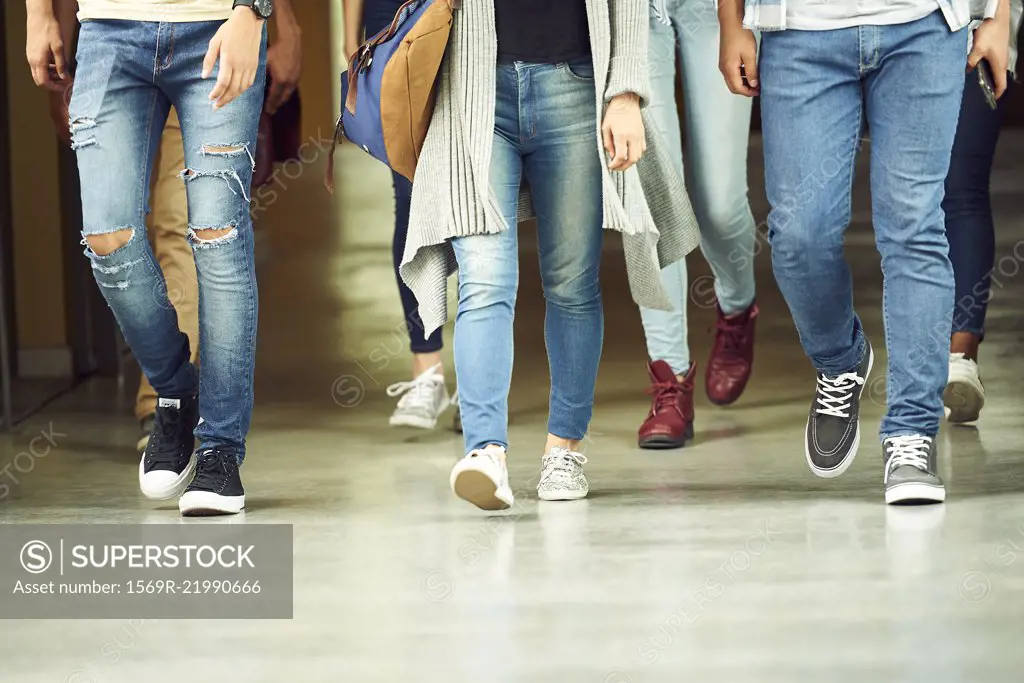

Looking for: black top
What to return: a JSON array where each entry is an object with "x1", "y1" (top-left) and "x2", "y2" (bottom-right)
[{"x1": 494, "y1": 0, "x2": 592, "y2": 63}]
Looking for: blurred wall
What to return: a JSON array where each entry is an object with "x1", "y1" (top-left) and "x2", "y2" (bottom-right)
[{"x1": 3, "y1": 0, "x2": 70, "y2": 377}]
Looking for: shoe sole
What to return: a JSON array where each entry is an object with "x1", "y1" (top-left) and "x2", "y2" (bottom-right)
[
  {"x1": 538, "y1": 489, "x2": 589, "y2": 501},
  {"x1": 179, "y1": 491, "x2": 246, "y2": 516},
  {"x1": 885, "y1": 482, "x2": 946, "y2": 505},
  {"x1": 943, "y1": 378, "x2": 984, "y2": 423},
  {"x1": 139, "y1": 454, "x2": 197, "y2": 501},
  {"x1": 638, "y1": 422, "x2": 694, "y2": 450},
  {"x1": 451, "y1": 469, "x2": 511, "y2": 511},
  {"x1": 805, "y1": 345, "x2": 874, "y2": 479}
]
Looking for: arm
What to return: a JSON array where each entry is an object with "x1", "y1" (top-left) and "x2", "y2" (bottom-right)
[
  {"x1": 605, "y1": 0, "x2": 650, "y2": 105},
  {"x1": 25, "y1": 0, "x2": 69, "y2": 88},
  {"x1": 265, "y1": 0, "x2": 302, "y2": 114},
  {"x1": 718, "y1": 0, "x2": 759, "y2": 96},
  {"x1": 342, "y1": 0, "x2": 365, "y2": 61},
  {"x1": 970, "y1": 0, "x2": 1011, "y2": 97},
  {"x1": 602, "y1": 0, "x2": 649, "y2": 172}
]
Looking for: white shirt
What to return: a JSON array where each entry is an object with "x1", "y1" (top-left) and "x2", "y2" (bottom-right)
[{"x1": 786, "y1": 0, "x2": 940, "y2": 29}]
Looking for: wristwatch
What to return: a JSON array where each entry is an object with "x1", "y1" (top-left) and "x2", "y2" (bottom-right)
[{"x1": 232, "y1": 0, "x2": 273, "y2": 19}]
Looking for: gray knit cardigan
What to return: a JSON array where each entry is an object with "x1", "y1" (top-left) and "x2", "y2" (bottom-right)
[{"x1": 400, "y1": 0, "x2": 702, "y2": 336}]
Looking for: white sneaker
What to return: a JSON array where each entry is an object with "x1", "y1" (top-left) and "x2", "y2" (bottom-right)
[
  {"x1": 450, "y1": 448, "x2": 514, "y2": 511},
  {"x1": 386, "y1": 364, "x2": 450, "y2": 429},
  {"x1": 944, "y1": 353, "x2": 985, "y2": 423},
  {"x1": 537, "y1": 447, "x2": 589, "y2": 501}
]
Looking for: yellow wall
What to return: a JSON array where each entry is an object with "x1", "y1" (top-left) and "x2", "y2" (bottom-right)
[{"x1": 4, "y1": 1, "x2": 69, "y2": 355}]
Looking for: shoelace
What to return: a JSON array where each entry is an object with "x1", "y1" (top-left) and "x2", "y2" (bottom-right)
[
  {"x1": 145, "y1": 408, "x2": 186, "y2": 469},
  {"x1": 714, "y1": 316, "x2": 751, "y2": 356},
  {"x1": 541, "y1": 448, "x2": 588, "y2": 481},
  {"x1": 386, "y1": 366, "x2": 445, "y2": 412},
  {"x1": 814, "y1": 372, "x2": 865, "y2": 418},
  {"x1": 647, "y1": 381, "x2": 685, "y2": 414},
  {"x1": 884, "y1": 435, "x2": 931, "y2": 482},
  {"x1": 190, "y1": 449, "x2": 235, "y2": 490}
]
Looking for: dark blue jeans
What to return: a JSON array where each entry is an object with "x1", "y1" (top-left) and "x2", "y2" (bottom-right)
[
  {"x1": 364, "y1": 0, "x2": 442, "y2": 354},
  {"x1": 944, "y1": 73, "x2": 1009, "y2": 339}
]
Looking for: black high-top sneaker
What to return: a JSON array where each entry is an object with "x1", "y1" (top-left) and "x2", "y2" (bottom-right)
[
  {"x1": 138, "y1": 395, "x2": 199, "y2": 500},
  {"x1": 883, "y1": 435, "x2": 945, "y2": 505},
  {"x1": 178, "y1": 447, "x2": 245, "y2": 516},
  {"x1": 805, "y1": 341, "x2": 873, "y2": 478}
]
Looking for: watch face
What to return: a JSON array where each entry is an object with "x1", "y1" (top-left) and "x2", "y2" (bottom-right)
[{"x1": 253, "y1": 0, "x2": 273, "y2": 18}]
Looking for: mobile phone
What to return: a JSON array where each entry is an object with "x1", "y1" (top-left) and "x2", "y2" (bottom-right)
[{"x1": 977, "y1": 59, "x2": 998, "y2": 110}]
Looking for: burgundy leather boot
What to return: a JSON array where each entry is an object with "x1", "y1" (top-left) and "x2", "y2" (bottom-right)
[
  {"x1": 706, "y1": 302, "x2": 759, "y2": 406},
  {"x1": 638, "y1": 360, "x2": 695, "y2": 449}
]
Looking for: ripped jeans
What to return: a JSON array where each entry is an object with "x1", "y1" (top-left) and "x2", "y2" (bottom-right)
[{"x1": 70, "y1": 20, "x2": 267, "y2": 459}]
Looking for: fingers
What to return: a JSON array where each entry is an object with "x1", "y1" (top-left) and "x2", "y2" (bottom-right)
[
  {"x1": 609, "y1": 134, "x2": 629, "y2": 171},
  {"x1": 52, "y1": 43, "x2": 68, "y2": 81},
  {"x1": 742, "y1": 47, "x2": 759, "y2": 91},
  {"x1": 994, "y1": 65, "x2": 1008, "y2": 99},
  {"x1": 602, "y1": 124, "x2": 615, "y2": 160},
  {"x1": 202, "y1": 36, "x2": 221, "y2": 80},
  {"x1": 265, "y1": 79, "x2": 286, "y2": 115},
  {"x1": 967, "y1": 46, "x2": 981, "y2": 70},
  {"x1": 720, "y1": 58, "x2": 756, "y2": 97}
]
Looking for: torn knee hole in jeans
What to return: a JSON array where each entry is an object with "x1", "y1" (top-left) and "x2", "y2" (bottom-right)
[
  {"x1": 188, "y1": 223, "x2": 239, "y2": 248},
  {"x1": 200, "y1": 142, "x2": 255, "y2": 169},
  {"x1": 69, "y1": 117, "x2": 98, "y2": 150},
  {"x1": 180, "y1": 168, "x2": 251, "y2": 202},
  {"x1": 81, "y1": 227, "x2": 141, "y2": 289}
]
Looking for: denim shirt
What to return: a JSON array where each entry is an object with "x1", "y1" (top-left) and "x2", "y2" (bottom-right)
[{"x1": 742, "y1": 0, "x2": 1000, "y2": 31}]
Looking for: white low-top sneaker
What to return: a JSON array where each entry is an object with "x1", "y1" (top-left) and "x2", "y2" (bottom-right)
[
  {"x1": 537, "y1": 447, "x2": 589, "y2": 501},
  {"x1": 944, "y1": 353, "x2": 985, "y2": 423},
  {"x1": 386, "y1": 364, "x2": 450, "y2": 429},
  {"x1": 450, "y1": 448, "x2": 514, "y2": 511}
]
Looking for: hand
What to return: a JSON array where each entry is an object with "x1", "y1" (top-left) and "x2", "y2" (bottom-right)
[
  {"x1": 203, "y1": 7, "x2": 265, "y2": 109},
  {"x1": 602, "y1": 93, "x2": 646, "y2": 172},
  {"x1": 48, "y1": 80, "x2": 72, "y2": 146},
  {"x1": 719, "y1": 24, "x2": 759, "y2": 97},
  {"x1": 969, "y1": 8, "x2": 1010, "y2": 99},
  {"x1": 26, "y1": 9, "x2": 68, "y2": 91},
  {"x1": 265, "y1": 31, "x2": 302, "y2": 115}
]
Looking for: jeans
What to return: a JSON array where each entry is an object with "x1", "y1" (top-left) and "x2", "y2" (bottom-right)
[
  {"x1": 760, "y1": 11, "x2": 966, "y2": 439},
  {"x1": 71, "y1": 20, "x2": 267, "y2": 459},
  {"x1": 638, "y1": 0, "x2": 758, "y2": 375},
  {"x1": 364, "y1": 0, "x2": 442, "y2": 354},
  {"x1": 135, "y1": 109, "x2": 199, "y2": 421},
  {"x1": 452, "y1": 59, "x2": 605, "y2": 452},
  {"x1": 945, "y1": 74, "x2": 1009, "y2": 339}
]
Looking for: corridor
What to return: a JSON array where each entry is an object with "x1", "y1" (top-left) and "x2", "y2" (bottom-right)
[{"x1": 2, "y1": 132, "x2": 1024, "y2": 682}]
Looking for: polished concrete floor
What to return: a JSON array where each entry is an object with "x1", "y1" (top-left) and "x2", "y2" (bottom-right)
[{"x1": 2, "y1": 132, "x2": 1024, "y2": 681}]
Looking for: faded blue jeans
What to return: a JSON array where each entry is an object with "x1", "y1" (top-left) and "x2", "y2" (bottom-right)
[
  {"x1": 639, "y1": 0, "x2": 758, "y2": 375},
  {"x1": 452, "y1": 59, "x2": 605, "y2": 453},
  {"x1": 760, "y1": 11, "x2": 967, "y2": 439},
  {"x1": 71, "y1": 20, "x2": 267, "y2": 459}
]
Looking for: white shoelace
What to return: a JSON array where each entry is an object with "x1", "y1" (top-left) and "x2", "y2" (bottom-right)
[
  {"x1": 541, "y1": 448, "x2": 588, "y2": 481},
  {"x1": 386, "y1": 364, "x2": 445, "y2": 412},
  {"x1": 884, "y1": 435, "x2": 932, "y2": 482},
  {"x1": 815, "y1": 372, "x2": 866, "y2": 418}
]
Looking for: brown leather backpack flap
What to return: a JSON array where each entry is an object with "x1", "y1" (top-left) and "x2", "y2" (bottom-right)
[{"x1": 380, "y1": 1, "x2": 454, "y2": 181}]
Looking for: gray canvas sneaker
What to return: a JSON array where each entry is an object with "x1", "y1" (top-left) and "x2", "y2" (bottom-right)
[
  {"x1": 805, "y1": 341, "x2": 873, "y2": 478},
  {"x1": 883, "y1": 435, "x2": 946, "y2": 505}
]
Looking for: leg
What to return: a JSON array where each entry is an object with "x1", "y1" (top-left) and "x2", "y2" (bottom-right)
[
  {"x1": 675, "y1": 0, "x2": 760, "y2": 406},
  {"x1": 136, "y1": 109, "x2": 199, "y2": 425},
  {"x1": 447, "y1": 64, "x2": 522, "y2": 512},
  {"x1": 865, "y1": 13, "x2": 968, "y2": 439},
  {"x1": 675, "y1": 0, "x2": 756, "y2": 314},
  {"x1": 392, "y1": 172, "x2": 443, "y2": 361},
  {"x1": 759, "y1": 27, "x2": 866, "y2": 374},
  {"x1": 165, "y1": 22, "x2": 267, "y2": 461},
  {"x1": 944, "y1": 74, "x2": 1006, "y2": 353},
  {"x1": 637, "y1": 14, "x2": 690, "y2": 375},
  {"x1": 523, "y1": 60, "x2": 605, "y2": 450},
  {"x1": 71, "y1": 22, "x2": 195, "y2": 400}
]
